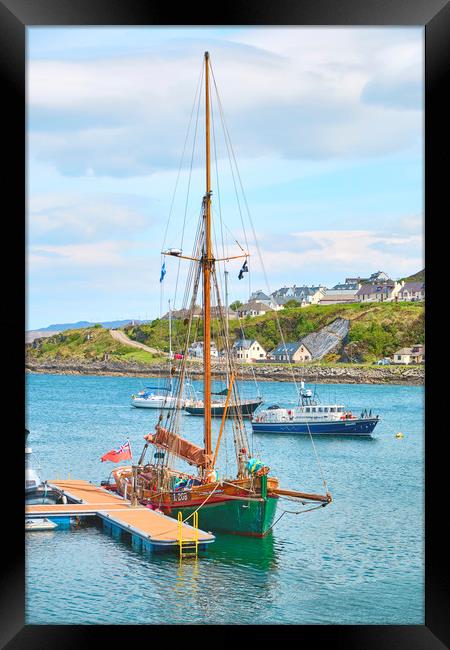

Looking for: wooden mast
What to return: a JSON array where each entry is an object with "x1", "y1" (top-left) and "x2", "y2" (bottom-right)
[{"x1": 203, "y1": 51, "x2": 213, "y2": 468}]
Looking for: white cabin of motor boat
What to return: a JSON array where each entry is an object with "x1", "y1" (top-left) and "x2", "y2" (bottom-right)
[
  {"x1": 25, "y1": 434, "x2": 42, "y2": 492},
  {"x1": 130, "y1": 391, "x2": 187, "y2": 409}
]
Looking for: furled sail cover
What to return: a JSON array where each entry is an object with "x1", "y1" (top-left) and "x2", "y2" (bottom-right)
[{"x1": 145, "y1": 426, "x2": 212, "y2": 468}]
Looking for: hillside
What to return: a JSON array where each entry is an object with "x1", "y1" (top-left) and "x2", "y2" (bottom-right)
[
  {"x1": 27, "y1": 325, "x2": 162, "y2": 365},
  {"x1": 26, "y1": 302, "x2": 424, "y2": 366},
  {"x1": 124, "y1": 302, "x2": 424, "y2": 363},
  {"x1": 401, "y1": 268, "x2": 425, "y2": 283}
]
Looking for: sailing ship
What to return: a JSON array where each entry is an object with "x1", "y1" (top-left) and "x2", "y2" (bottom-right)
[
  {"x1": 109, "y1": 52, "x2": 331, "y2": 536},
  {"x1": 184, "y1": 380, "x2": 262, "y2": 418},
  {"x1": 252, "y1": 381, "x2": 380, "y2": 436}
]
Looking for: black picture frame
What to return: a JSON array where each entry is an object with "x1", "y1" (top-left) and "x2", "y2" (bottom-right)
[{"x1": 2, "y1": 0, "x2": 447, "y2": 647}]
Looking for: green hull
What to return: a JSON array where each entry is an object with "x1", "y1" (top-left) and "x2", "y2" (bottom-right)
[{"x1": 164, "y1": 496, "x2": 278, "y2": 537}]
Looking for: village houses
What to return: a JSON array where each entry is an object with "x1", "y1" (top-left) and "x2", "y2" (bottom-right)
[
  {"x1": 248, "y1": 290, "x2": 282, "y2": 310},
  {"x1": 271, "y1": 285, "x2": 327, "y2": 306},
  {"x1": 188, "y1": 341, "x2": 219, "y2": 358}
]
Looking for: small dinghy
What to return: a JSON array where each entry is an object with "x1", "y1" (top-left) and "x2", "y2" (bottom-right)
[{"x1": 25, "y1": 518, "x2": 57, "y2": 531}]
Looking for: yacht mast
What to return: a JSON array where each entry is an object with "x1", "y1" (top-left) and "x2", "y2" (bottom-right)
[
  {"x1": 203, "y1": 51, "x2": 213, "y2": 466},
  {"x1": 168, "y1": 298, "x2": 173, "y2": 360}
]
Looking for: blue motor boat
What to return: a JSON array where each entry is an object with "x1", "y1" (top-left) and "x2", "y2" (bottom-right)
[{"x1": 251, "y1": 382, "x2": 380, "y2": 437}]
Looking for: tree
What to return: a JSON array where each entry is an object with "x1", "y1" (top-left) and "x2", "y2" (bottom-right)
[
  {"x1": 230, "y1": 300, "x2": 243, "y2": 311},
  {"x1": 284, "y1": 299, "x2": 302, "y2": 309}
]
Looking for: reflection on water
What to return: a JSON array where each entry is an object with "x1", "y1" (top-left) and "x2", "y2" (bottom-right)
[{"x1": 211, "y1": 532, "x2": 277, "y2": 570}]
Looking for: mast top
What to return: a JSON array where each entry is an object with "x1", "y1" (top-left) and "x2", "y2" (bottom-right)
[{"x1": 205, "y1": 51, "x2": 210, "y2": 59}]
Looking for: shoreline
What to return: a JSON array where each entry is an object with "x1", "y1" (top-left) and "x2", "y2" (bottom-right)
[{"x1": 25, "y1": 359, "x2": 424, "y2": 386}]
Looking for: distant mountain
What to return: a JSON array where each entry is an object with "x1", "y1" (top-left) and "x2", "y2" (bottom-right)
[
  {"x1": 39, "y1": 319, "x2": 147, "y2": 332},
  {"x1": 26, "y1": 319, "x2": 148, "y2": 342}
]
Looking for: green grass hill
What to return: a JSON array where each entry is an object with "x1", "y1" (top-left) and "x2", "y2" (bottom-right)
[
  {"x1": 401, "y1": 268, "x2": 425, "y2": 283},
  {"x1": 27, "y1": 325, "x2": 161, "y2": 365},
  {"x1": 26, "y1": 302, "x2": 424, "y2": 365}
]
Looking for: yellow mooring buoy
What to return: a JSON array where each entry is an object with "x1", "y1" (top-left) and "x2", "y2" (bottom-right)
[{"x1": 395, "y1": 432, "x2": 404, "y2": 439}]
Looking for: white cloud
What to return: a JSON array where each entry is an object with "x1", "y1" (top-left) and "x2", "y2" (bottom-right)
[
  {"x1": 247, "y1": 227, "x2": 423, "y2": 281},
  {"x1": 28, "y1": 192, "x2": 151, "y2": 243},
  {"x1": 27, "y1": 29, "x2": 423, "y2": 177},
  {"x1": 28, "y1": 240, "x2": 134, "y2": 270}
]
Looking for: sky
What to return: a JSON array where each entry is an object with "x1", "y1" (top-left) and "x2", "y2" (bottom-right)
[{"x1": 27, "y1": 27, "x2": 424, "y2": 330}]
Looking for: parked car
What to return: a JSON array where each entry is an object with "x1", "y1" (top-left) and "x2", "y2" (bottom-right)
[{"x1": 375, "y1": 358, "x2": 391, "y2": 365}]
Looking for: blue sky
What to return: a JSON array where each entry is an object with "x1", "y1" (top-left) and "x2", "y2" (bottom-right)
[{"x1": 27, "y1": 27, "x2": 424, "y2": 330}]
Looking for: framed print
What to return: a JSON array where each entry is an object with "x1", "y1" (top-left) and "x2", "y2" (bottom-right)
[{"x1": 1, "y1": 0, "x2": 447, "y2": 647}]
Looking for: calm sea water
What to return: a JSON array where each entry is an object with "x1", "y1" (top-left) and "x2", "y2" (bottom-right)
[{"x1": 25, "y1": 373, "x2": 424, "y2": 625}]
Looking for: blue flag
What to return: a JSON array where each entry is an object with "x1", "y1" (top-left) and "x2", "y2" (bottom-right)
[
  {"x1": 160, "y1": 262, "x2": 166, "y2": 283},
  {"x1": 238, "y1": 260, "x2": 248, "y2": 280}
]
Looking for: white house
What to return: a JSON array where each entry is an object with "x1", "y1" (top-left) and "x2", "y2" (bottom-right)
[
  {"x1": 356, "y1": 281, "x2": 404, "y2": 303},
  {"x1": 237, "y1": 300, "x2": 275, "y2": 318},
  {"x1": 267, "y1": 341, "x2": 312, "y2": 362},
  {"x1": 345, "y1": 271, "x2": 391, "y2": 284},
  {"x1": 398, "y1": 282, "x2": 425, "y2": 302},
  {"x1": 232, "y1": 339, "x2": 267, "y2": 362},
  {"x1": 392, "y1": 344, "x2": 425, "y2": 364},
  {"x1": 249, "y1": 290, "x2": 282, "y2": 310},
  {"x1": 188, "y1": 341, "x2": 219, "y2": 358}
]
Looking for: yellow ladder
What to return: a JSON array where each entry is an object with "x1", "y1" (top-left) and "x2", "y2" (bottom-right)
[{"x1": 178, "y1": 511, "x2": 199, "y2": 559}]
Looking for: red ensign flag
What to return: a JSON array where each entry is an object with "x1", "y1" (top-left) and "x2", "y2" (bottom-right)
[{"x1": 101, "y1": 440, "x2": 132, "y2": 463}]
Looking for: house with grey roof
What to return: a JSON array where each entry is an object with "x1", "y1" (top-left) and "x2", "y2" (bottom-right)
[
  {"x1": 392, "y1": 344, "x2": 425, "y2": 364},
  {"x1": 333, "y1": 282, "x2": 361, "y2": 291},
  {"x1": 162, "y1": 306, "x2": 202, "y2": 320},
  {"x1": 232, "y1": 339, "x2": 267, "y2": 362},
  {"x1": 356, "y1": 281, "x2": 404, "y2": 302},
  {"x1": 345, "y1": 271, "x2": 391, "y2": 285},
  {"x1": 248, "y1": 290, "x2": 281, "y2": 309},
  {"x1": 319, "y1": 285, "x2": 359, "y2": 305},
  {"x1": 398, "y1": 281, "x2": 425, "y2": 302},
  {"x1": 237, "y1": 300, "x2": 275, "y2": 318},
  {"x1": 267, "y1": 341, "x2": 312, "y2": 363}
]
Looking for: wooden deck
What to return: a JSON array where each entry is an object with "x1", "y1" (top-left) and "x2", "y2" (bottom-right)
[{"x1": 25, "y1": 479, "x2": 215, "y2": 548}]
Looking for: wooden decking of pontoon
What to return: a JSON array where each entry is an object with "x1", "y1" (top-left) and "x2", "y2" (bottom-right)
[{"x1": 25, "y1": 479, "x2": 215, "y2": 547}]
